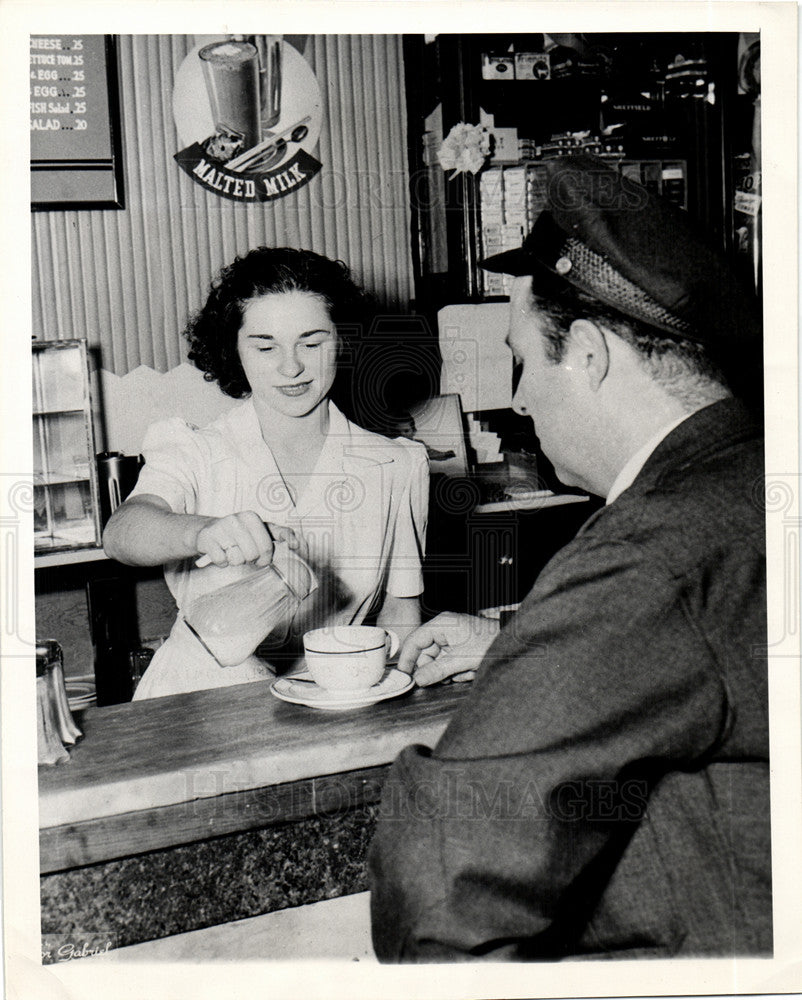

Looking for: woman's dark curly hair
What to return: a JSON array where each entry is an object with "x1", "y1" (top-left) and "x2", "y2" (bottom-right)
[{"x1": 185, "y1": 246, "x2": 372, "y2": 403}]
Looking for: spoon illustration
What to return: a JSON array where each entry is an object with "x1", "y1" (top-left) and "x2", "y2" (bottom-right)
[{"x1": 228, "y1": 118, "x2": 311, "y2": 173}]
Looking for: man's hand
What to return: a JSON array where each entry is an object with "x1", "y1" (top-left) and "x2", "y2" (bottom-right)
[
  {"x1": 195, "y1": 512, "x2": 305, "y2": 568},
  {"x1": 397, "y1": 612, "x2": 500, "y2": 687}
]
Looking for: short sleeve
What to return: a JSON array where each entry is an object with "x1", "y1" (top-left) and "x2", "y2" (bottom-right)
[
  {"x1": 385, "y1": 440, "x2": 429, "y2": 598},
  {"x1": 127, "y1": 418, "x2": 203, "y2": 515}
]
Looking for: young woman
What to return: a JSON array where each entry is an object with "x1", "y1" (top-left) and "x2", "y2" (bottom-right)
[{"x1": 104, "y1": 248, "x2": 428, "y2": 699}]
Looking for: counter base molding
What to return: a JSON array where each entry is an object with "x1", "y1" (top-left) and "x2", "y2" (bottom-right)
[{"x1": 40, "y1": 765, "x2": 388, "y2": 874}]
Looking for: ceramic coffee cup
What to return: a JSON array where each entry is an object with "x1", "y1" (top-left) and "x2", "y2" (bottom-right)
[{"x1": 303, "y1": 625, "x2": 400, "y2": 692}]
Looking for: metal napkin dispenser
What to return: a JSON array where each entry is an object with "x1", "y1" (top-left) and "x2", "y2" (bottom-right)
[{"x1": 36, "y1": 640, "x2": 82, "y2": 766}]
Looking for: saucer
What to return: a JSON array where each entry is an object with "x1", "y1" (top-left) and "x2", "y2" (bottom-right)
[{"x1": 270, "y1": 669, "x2": 413, "y2": 710}]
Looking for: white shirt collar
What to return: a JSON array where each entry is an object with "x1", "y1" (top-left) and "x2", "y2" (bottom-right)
[
  {"x1": 229, "y1": 398, "x2": 393, "y2": 477},
  {"x1": 605, "y1": 412, "x2": 691, "y2": 505}
]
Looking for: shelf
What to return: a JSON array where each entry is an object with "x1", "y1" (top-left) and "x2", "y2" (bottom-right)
[
  {"x1": 487, "y1": 156, "x2": 684, "y2": 169},
  {"x1": 35, "y1": 546, "x2": 109, "y2": 569},
  {"x1": 32, "y1": 408, "x2": 86, "y2": 417},
  {"x1": 34, "y1": 472, "x2": 92, "y2": 486},
  {"x1": 474, "y1": 492, "x2": 590, "y2": 515}
]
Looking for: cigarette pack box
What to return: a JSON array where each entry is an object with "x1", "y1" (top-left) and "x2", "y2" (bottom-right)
[
  {"x1": 518, "y1": 138, "x2": 537, "y2": 160},
  {"x1": 515, "y1": 52, "x2": 551, "y2": 80},
  {"x1": 481, "y1": 272, "x2": 507, "y2": 297},
  {"x1": 490, "y1": 128, "x2": 520, "y2": 164},
  {"x1": 502, "y1": 227, "x2": 524, "y2": 250},
  {"x1": 480, "y1": 168, "x2": 504, "y2": 199},
  {"x1": 503, "y1": 167, "x2": 527, "y2": 192},
  {"x1": 661, "y1": 163, "x2": 687, "y2": 209},
  {"x1": 482, "y1": 54, "x2": 515, "y2": 80}
]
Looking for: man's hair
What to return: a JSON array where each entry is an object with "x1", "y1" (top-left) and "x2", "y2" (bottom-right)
[
  {"x1": 185, "y1": 246, "x2": 371, "y2": 401},
  {"x1": 527, "y1": 283, "x2": 730, "y2": 408}
]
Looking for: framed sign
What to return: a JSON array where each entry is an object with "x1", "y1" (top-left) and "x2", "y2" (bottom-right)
[{"x1": 30, "y1": 35, "x2": 124, "y2": 210}]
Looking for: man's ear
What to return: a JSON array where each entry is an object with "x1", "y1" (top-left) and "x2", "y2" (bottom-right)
[{"x1": 567, "y1": 318, "x2": 609, "y2": 391}]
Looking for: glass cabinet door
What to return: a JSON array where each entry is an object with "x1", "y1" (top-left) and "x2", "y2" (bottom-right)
[{"x1": 32, "y1": 340, "x2": 102, "y2": 552}]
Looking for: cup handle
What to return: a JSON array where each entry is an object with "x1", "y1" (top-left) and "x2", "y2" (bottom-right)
[{"x1": 384, "y1": 629, "x2": 400, "y2": 660}]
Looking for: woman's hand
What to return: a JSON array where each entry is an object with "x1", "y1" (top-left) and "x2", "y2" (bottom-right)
[
  {"x1": 396, "y1": 612, "x2": 500, "y2": 686},
  {"x1": 103, "y1": 495, "x2": 306, "y2": 569},
  {"x1": 194, "y1": 512, "x2": 305, "y2": 568}
]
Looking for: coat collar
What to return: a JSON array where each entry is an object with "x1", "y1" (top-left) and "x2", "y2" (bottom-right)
[{"x1": 625, "y1": 397, "x2": 762, "y2": 499}]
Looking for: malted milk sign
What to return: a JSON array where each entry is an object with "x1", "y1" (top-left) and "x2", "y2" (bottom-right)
[{"x1": 173, "y1": 36, "x2": 323, "y2": 203}]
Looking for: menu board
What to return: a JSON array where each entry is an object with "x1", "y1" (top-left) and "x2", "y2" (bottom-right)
[{"x1": 30, "y1": 35, "x2": 124, "y2": 209}]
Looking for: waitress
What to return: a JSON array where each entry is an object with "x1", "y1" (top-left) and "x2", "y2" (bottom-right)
[{"x1": 103, "y1": 247, "x2": 428, "y2": 700}]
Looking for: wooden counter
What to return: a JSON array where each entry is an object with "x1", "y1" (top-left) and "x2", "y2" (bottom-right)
[{"x1": 39, "y1": 677, "x2": 470, "y2": 874}]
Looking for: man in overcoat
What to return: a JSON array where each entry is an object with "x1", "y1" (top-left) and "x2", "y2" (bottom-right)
[{"x1": 369, "y1": 155, "x2": 770, "y2": 961}]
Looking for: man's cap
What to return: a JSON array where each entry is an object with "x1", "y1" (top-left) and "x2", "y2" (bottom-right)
[{"x1": 480, "y1": 154, "x2": 761, "y2": 357}]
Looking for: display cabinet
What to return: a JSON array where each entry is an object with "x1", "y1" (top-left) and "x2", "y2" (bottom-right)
[
  {"x1": 404, "y1": 32, "x2": 750, "y2": 308},
  {"x1": 32, "y1": 339, "x2": 102, "y2": 554},
  {"x1": 400, "y1": 32, "x2": 760, "y2": 588},
  {"x1": 476, "y1": 157, "x2": 688, "y2": 297}
]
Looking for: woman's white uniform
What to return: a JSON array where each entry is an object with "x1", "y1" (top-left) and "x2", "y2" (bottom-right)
[{"x1": 129, "y1": 400, "x2": 428, "y2": 699}]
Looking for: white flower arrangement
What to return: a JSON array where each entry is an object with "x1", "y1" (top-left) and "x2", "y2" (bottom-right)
[{"x1": 437, "y1": 122, "x2": 492, "y2": 179}]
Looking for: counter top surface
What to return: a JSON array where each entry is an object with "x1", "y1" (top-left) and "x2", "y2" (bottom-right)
[{"x1": 38, "y1": 676, "x2": 470, "y2": 830}]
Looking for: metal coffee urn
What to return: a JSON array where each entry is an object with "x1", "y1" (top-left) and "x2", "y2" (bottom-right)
[{"x1": 96, "y1": 451, "x2": 143, "y2": 526}]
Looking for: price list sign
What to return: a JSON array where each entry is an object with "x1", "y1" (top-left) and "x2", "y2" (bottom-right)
[{"x1": 30, "y1": 35, "x2": 124, "y2": 209}]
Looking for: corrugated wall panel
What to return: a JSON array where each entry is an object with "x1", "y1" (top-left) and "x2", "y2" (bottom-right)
[{"x1": 31, "y1": 34, "x2": 414, "y2": 377}]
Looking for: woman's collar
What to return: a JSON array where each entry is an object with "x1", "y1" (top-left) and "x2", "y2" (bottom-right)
[
  {"x1": 328, "y1": 402, "x2": 397, "y2": 471},
  {"x1": 229, "y1": 397, "x2": 396, "y2": 471}
]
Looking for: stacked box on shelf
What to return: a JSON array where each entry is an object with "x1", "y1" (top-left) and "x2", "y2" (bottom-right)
[
  {"x1": 518, "y1": 137, "x2": 537, "y2": 160},
  {"x1": 525, "y1": 163, "x2": 550, "y2": 229},
  {"x1": 500, "y1": 168, "x2": 527, "y2": 295},
  {"x1": 621, "y1": 160, "x2": 687, "y2": 210},
  {"x1": 659, "y1": 162, "x2": 687, "y2": 209},
  {"x1": 479, "y1": 168, "x2": 506, "y2": 296},
  {"x1": 478, "y1": 159, "x2": 686, "y2": 297}
]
